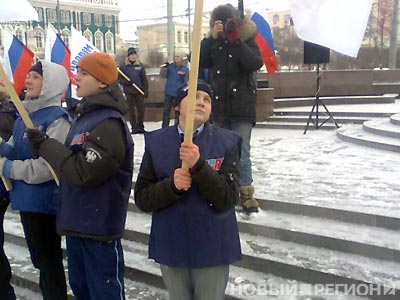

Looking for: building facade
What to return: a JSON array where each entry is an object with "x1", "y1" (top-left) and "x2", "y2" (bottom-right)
[
  {"x1": 0, "y1": 0, "x2": 120, "y2": 58},
  {"x1": 136, "y1": 21, "x2": 209, "y2": 65}
]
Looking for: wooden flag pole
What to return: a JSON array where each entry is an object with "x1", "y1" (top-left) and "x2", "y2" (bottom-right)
[
  {"x1": 117, "y1": 68, "x2": 145, "y2": 96},
  {"x1": 0, "y1": 63, "x2": 60, "y2": 186},
  {"x1": 182, "y1": 0, "x2": 204, "y2": 170}
]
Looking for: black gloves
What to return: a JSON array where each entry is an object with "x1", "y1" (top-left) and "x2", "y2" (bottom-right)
[{"x1": 26, "y1": 128, "x2": 48, "y2": 158}]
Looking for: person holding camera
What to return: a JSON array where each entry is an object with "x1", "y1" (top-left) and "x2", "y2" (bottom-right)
[
  {"x1": 159, "y1": 53, "x2": 189, "y2": 128},
  {"x1": 199, "y1": 4, "x2": 263, "y2": 213}
]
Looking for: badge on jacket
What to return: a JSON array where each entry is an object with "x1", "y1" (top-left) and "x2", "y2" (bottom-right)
[
  {"x1": 85, "y1": 148, "x2": 102, "y2": 163},
  {"x1": 206, "y1": 157, "x2": 224, "y2": 171}
]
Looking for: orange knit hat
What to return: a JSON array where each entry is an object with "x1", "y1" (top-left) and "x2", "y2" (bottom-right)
[{"x1": 77, "y1": 52, "x2": 118, "y2": 85}]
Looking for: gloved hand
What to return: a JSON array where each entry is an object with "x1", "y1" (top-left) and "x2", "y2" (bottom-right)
[
  {"x1": 25, "y1": 128, "x2": 48, "y2": 158},
  {"x1": 160, "y1": 62, "x2": 169, "y2": 68},
  {"x1": 224, "y1": 19, "x2": 240, "y2": 43}
]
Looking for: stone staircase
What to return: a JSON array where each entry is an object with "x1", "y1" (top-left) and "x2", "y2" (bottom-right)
[
  {"x1": 337, "y1": 114, "x2": 400, "y2": 153},
  {"x1": 257, "y1": 94, "x2": 399, "y2": 130},
  {"x1": 4, "y1": 194, "x2": 400, "y2": 300}
]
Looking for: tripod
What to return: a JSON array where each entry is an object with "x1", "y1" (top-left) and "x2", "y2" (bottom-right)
[{"x1": 304, "y1": 63, "x2": 340, "y2": 134}]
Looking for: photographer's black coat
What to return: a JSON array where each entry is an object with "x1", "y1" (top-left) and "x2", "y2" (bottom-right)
[{"x1": 200, "y1": 13, "x2": 263, "y2": 125}]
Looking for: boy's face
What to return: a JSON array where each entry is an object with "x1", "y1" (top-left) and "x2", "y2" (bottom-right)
[
  {"x1": 25, "y1": 71, "x2": 43, "y2": 99},
  {"x1": 75, "y1": 68, "x2": 107, "y2": 97},
  {"x1": 176, "y1": 90, "x2": 212, "y2": 128}
]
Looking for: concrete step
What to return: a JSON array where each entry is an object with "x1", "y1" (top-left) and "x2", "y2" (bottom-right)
[
  {"x1": 4, "y1": 224, "x2": 391, "y2": 300},
  {"x1": 390, "y1": 114, "x2": 400, "y2": 126},
  {"x1": 256, "y1": 122, "x2": 338, "y2": 130},
  {"x1": 337, "y1": 124, "x2": 400, "y2": 152},
  {"x1": 267, "y1": 115, "x2": 368, "y2": 124},
  {"x1": 122, "y1": 211, "x2": 400, "y2": 299},
  {"x1": 5, "y1": 241, "x2": 171, "y2": 300},
  {"x1": 273, "y1": 111, "x2": 394, "y2": 118},
  {"x1": 363, "y1": 118, "x2": 400, "y2": 139},
  {"x1": 273, "y1": 95, "x2": 397, "y2": 108}
]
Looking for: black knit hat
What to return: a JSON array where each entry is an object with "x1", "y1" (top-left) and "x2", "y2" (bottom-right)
[
  {"x1": 30, "y1": 61, "x2": 43, "y2": 76},
  {"x1": 174, "y1": 80, "x2": 213, "y2": 107},
  {"x1": 127, "y1": 47, "x2": 137, "y2": 56}
]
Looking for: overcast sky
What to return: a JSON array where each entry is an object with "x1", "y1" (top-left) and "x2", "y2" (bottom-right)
[{"x1": 118, "y1": 0, "x2": 290, "y2": 40}]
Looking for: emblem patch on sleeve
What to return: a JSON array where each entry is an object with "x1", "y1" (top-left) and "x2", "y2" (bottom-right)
[
  {"x1": 85, "y1": 148, "x2": 102, "y2": 163},
  {"x1": 206, "y1": 157, "x2": 224, "y2": 170}
]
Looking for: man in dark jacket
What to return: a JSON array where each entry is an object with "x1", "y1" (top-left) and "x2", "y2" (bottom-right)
[
  {"x1": 199, "y1": 4, "x2": 263, "y2": 213},
  {"x1": 0, "y1": 88, "x2": 16, "y2": 300},
  {"x1": 26, "y1": 52, "x2": 134, "y2": 300},
  {"x1": 119, "y1": 47, "x2": 149, "y2": 134},
  {"x1": 135, "y1": 80, "x2": 241, "y2": 300}
]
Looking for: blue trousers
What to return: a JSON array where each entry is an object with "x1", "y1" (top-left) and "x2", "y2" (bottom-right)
[
  {"x1": 160, "y1": 264, "x2": 229, "y2": 300},
  {"x1": 214, "y1": 119, "x2": 253, "y2": 186},
  {"x1": 66, "y1": 237, "x2": 125, "y2": 300}
]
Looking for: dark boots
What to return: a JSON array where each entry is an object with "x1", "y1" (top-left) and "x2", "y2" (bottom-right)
[{"x1": 240, "y1": 185, "x2": 259, "y2": 213}]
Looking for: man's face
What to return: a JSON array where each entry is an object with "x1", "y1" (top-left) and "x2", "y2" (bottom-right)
[
  {"x1": 176, "y1": 90, "x2": 212, "y2": 128},
  {"x1": 174, "y1": 55, "x2": 182, "y2": 65}
]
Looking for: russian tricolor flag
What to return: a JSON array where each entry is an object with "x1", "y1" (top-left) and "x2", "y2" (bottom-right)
[
  {"x1": 2, "y1": 30, "x2": 34, "y2": 95},
  {"x1": 45, "y1": 24, "x2": 73, "y2": 99},
  {"x1": 251, "y1": 12, "x2": 278, "y2": 74}
]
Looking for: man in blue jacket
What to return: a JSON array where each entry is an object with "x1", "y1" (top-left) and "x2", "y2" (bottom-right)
[
  {"x1": 159, "y1": 53, "x2": 189, "y2": 128},
  {"x1": 135, "y1": 80, "x2": 242, "y2": 300}
]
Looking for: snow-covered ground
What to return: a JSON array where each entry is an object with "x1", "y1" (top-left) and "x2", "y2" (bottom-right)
[
  {"x1": 134, "y1": 117, "x2": 400, "y2": 218},
  {"x1": 11, "y1": 102, "x2": 400, "y2": 299}
]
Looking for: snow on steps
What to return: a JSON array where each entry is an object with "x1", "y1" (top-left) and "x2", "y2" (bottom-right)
[
  {"x1": 337, "y1": 114, "x2": 400, "y2": 152},
  {"x1": 5, "y1": 202, "x2": 400, "y2": 300}
]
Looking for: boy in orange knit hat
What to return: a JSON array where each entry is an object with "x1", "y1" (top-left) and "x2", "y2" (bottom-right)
[{"x1": 27, "y1": 52, "x2": 134, "y2": 300}]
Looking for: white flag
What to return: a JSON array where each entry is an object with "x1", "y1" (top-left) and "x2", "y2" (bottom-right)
[
  {"x1": 289, "y1": 0, "x2": 373, "y2": 57},
  {"x1": 69, "y1": 26, "x2": 99, "y2": 99},
  {"x1": 0, "y1": 0, "x2": 38, "y2": 22}
]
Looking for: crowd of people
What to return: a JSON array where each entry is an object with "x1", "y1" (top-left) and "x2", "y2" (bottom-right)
[{"x1": 0, "y1": 4, "x2": 263, "y2": 300}]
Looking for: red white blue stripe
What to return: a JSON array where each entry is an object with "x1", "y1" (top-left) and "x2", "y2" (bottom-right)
[
  {"x1": 251, "y1": 12, "x2": 278, "y2": 74},
  {"x1": 2, "y1": 30, "x2": 34, "y2": 95},
  {"x1": 45, "y1": 24, "x2": 73, "y2": 99}
]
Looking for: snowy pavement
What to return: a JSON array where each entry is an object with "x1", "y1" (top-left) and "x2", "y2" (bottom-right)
[
  {"x1": 10, "y1": 102, "x2": 400, "y2": 299},
  {"x1": 134, "y1": 117, "x2": 400, "y2": 219}
]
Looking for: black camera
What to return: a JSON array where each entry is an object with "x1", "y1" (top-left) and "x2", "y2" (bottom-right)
[{"x1": 223, "y1": 19, "x2": 236, "y2": 33}]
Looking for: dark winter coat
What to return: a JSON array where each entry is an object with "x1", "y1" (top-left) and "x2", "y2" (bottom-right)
[
  {"x1": 199, "y1": 17, "x2": 263, "y2": 124},
  {"x1": 135, "y1": 123, "x2": 242, "y2": 268},
  {"x1": 39, "y1": 83, "x2": 134, "y2": 241},
  {"x1": 119, "y1": 59, "x2": 149, "y2": 97},
  {"x1": 0, "y1": 99, "x2": 15, "y2": 200}
]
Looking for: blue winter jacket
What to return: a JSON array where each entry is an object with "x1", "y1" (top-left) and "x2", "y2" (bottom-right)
[
  {"x1": 2, "y1": 107, "x2": 68, "y2": 213},
  {"x1": 163, "y1": 64, "x2": 189, "y2": 97}
]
